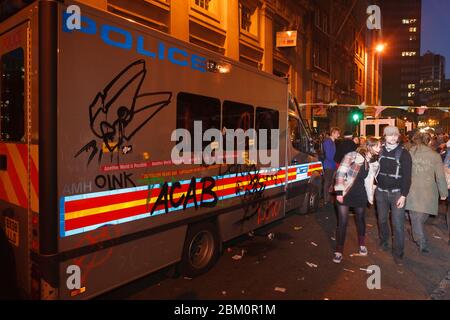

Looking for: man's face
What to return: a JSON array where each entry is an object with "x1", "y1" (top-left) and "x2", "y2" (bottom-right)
[
  {"x1": 385, "y1": 134, "x2": 399, "y2": 145},
  {"x1": 331, "y1": 131, "x2": 340, "y2": 140}
]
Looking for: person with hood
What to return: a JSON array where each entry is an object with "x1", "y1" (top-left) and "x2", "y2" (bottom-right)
[
  {"x1": 332, "y1": 137, "x2": 381, "y2": 263},
  {"x1": 406, "y1": 132, "x2": 447, "y2": 253}
]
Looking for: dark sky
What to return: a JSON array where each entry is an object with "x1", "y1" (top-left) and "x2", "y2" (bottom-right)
[{"x1": 421, "y1": 0, "x2": 450, "y2": 76}]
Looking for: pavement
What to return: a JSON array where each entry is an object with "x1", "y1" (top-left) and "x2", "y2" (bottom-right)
[{"x1": 100, "y1": 202, "x2": 450, "y2": 300}]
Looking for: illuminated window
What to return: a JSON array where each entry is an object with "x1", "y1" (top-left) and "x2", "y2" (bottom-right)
[
  {"x1": 408, "y1": 92, "x2": 415, "y2": 97},
  {"x1": 409, "y1": 27, "x2": 417, "y2": 32},
  {"x1": 408, "y1": 84, "x2": 415, "y2": 89},
  {"x1": 402, "y1": 51, "x2": 416, "y2": 57},
  {"x1": 195, "y1": 0, "x2": 211, "y2": 10},
  {"x1": 409, "y1": 35, "x2": 417, "y2": 41},
  {"x1": 402, "y1": 19, "x2": 417, "y2": 24}
]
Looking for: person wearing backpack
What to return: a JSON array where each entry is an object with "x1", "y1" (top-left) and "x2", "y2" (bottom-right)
[
  {"x1": 405, "y1": 132, "x2": 447, "y2": 253},
  {"x1": 375, "y1": 126, "x2": 412, "y2": 265}
]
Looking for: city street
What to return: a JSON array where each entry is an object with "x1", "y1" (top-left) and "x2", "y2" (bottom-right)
[{"x1": 100, "y1": 202, "x2": 450, "y2": 300}]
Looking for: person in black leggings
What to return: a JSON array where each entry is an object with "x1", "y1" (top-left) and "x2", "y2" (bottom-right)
[{"x1": 333, "y1": 137, "x2": 381, "y2": 263}]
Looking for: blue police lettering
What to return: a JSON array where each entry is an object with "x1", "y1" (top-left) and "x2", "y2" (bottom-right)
[
  {"x1": 63, "y1": 13, "x2": 206, "y2": 72},
  {"x1": 101, "y1": 24, "x2": 132, "y2": 50}
]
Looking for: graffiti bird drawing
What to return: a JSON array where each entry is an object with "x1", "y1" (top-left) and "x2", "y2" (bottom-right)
[{"x1": 75, "y1": 60, "x2": 172, "y2": 166}]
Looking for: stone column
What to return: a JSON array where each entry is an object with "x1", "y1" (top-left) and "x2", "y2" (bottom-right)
[
  {"x1": 225, "y1": 0, "x2": 240, "y2": 60},
  {"x1": 170, "y1": 0, "x2": 190, "y2": 42},
  {"x1": 260, "y1": 3, "x2": 274, "y2": 73}
]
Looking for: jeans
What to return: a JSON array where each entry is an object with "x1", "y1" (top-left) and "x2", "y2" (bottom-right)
[
  {"x1": 335, "y1": 204, "x2": 366, "y2": 253},
  {"x1": 409, "y1": 211, "x2": 429, "y2": 249},
  {"x1": 323, "y1": 168, "x2": 336, "y2": 204},
  {"x1": 375, "y1": 189, "x2": 405, "y2": 257}
]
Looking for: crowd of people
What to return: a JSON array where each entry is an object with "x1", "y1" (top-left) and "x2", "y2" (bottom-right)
[{"x1": 320, "y1": 126, "x2": 450, "y2": 265}]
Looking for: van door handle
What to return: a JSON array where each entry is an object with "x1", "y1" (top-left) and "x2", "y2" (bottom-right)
[{"x1": 0, "y1": 155, "x2": 6, "y2": 171}]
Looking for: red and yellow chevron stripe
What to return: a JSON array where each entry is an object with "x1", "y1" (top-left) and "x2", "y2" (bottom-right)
[{"x1": 0, "y1": 143, "x2": 39, "y2": 212}]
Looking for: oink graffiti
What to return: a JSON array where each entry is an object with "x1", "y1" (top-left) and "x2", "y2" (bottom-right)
[
  {"x1": 75, "y1": 60, "x2": 172, "y2": 166},
  {"x1": 95, "y1": 172, "x2": 136, "y2": 190}
]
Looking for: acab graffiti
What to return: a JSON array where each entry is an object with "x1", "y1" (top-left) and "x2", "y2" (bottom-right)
[{"x1": 148, "y1": 176, "x2": 218, "y2": 215}]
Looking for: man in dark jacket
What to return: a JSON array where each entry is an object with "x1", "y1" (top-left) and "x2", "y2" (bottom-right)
[
  {"x1": 334, "y1": 131, "x2": 357, "y2": 164},
  {"x1": 322, "y1": 127, "x2": 340, "y2": 205},
  {"x1": 375, "y1": 126, "x2": 412, "y2": 265}
]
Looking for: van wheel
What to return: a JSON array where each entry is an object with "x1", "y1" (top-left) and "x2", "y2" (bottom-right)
[{"x1": 180, "y1": 222, "x2": 220, "y2": 277}]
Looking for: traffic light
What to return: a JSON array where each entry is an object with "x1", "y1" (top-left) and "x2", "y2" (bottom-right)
[{"x1": 350, "y1": 109, "x2": 363, "y2": 123}]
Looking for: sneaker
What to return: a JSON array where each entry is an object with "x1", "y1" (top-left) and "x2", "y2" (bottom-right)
[
  {"x1": 333, "y1": 252, "x2": 343, "y2": 264},
  {"x1": 359, "y1": 246, "x2": 368, "y2": 256}
]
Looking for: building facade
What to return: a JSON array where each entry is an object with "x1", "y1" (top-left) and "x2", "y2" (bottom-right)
[
  {"x1": 419, "y1": 51, "x2": 446, "y2": 105},
  {"x1": 77, "y1": 0, "x2": 381, "y2": 133},
  {"x1": 380, "y1": 0, "x2": 421, "y2": 107}
]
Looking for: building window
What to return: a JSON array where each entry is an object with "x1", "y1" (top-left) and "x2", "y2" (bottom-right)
[
  {"x1": 315, "y1": 9, "x2": 328, "y2": 33},
  {"x1": 239, "y1": 2, "x2": 258, "y2": 36},
  {"x1": 195, "y1": 0, "x2": 211, "y2": 11},
  {"x1": 408, "y1": 84, "x2": 416, "y2": 89},
  {"x1": 408, "y1": 92, "x2": 416, "y2": 97},
  {"x1": 402, "y1": 51, "x2": 417, "y2": 57},
  {"x1": 402, "y1": 19, "x2": 417, "y2": 24},
  {"x1": 409, "y1": 35, "x2": 417, "y2": 41},
  {"x1": 409, "y1": 27, "x2": 417, "y2": 33},
  {"x1": 313, "y1": 43, "x2": 329, "y2": 72},
  {"x1": 240, "y1": 4, "x2": 252, "y2": 32}
]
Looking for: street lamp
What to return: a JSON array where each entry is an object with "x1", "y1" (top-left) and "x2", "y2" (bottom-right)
[{"x1": 375, "y1": 43, "x2": 386, "y2": 53}]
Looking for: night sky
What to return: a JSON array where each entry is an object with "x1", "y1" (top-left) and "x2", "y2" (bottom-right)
[{"x1": 421, "y1": 0, "x2": 450, "y2": 76}]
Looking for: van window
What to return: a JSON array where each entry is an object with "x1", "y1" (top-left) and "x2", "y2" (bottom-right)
[
  {"x1": 366, "y1": 124, "x2": 375, "y2": 136},
  {"x1": 0, "y1": 48, "x2": 25, "y2": 142},
  {"x1": 176, "y1": 92, "x2": 221, "y2": 152},
  {"x1": 289, "y1": 116, "x2": 310, "y2": 153},
  {"x1": 256, "y1": 107, "x2": 279, "y2": 150},
  {"x1": 222, "y1": 100, "x2": 254, "y2": 151},
  {"x1": 379, "y1": 124, "x2": 388, "y2": 137}
]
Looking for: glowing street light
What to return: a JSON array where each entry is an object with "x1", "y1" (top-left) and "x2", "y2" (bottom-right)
[{"x1": 375, "y1": 43, "x2": 386, "y2": 53}]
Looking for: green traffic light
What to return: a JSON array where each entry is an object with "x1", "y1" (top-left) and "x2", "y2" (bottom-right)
[{"x1": 353, "y1": 113, "x2": 360, "y2": 122}]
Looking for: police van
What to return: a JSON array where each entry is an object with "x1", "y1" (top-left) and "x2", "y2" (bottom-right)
[{"x1": 0, "y1": 0, "x2": 322, "y2": 299}]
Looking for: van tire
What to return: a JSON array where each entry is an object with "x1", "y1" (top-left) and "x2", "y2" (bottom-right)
[{"x1": 180, "y1": 222, "x2": 220, "y2": 277}]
